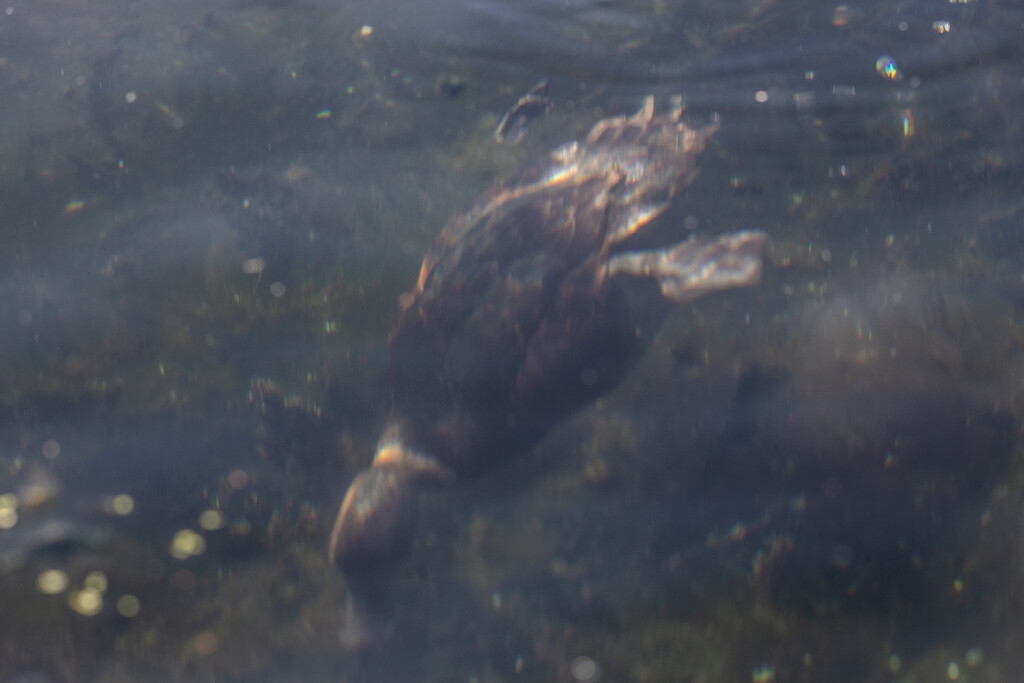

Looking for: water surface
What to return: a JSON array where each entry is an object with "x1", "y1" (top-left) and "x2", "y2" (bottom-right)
[{"x1": 1, "y1": 0, "x2": 1023, "y2": 680}]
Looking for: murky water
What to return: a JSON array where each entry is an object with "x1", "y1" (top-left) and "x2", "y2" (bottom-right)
[{"x1": 1, "y1": 0, "x2": 1023, "y2": 680}]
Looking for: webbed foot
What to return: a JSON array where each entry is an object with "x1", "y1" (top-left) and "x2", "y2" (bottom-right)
[{"x1": 607, "y1": 229, "x2": 767, "y2": 302}]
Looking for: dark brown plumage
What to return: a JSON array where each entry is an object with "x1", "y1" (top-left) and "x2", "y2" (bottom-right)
[{"x1": 329, "y1": 96, "x2": 766, "y2": 647}]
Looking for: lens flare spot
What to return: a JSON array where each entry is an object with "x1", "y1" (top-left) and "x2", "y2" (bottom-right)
[
  {"x1": 117, "y1": 594, "x2": 141, "y2": 617},
  {"x1": 170, "y1": 529, "x2": 206, "y2": 560},
  {"x1": 875, "y1": 55, "x2": 903, "y2": 81},
  {"x1": 68, "y1": 587, "x2": 103, "y2": 616},
  {"x1": 83, "y1": 571, "x2": 108, "y2": 593},
  {"x1": 37, "y1": 569, "x2": 69, "y2": 595},
  {"x1": 111, "y1": 493, "x2": 135, "y2": 516},
  {"x1": 198, "y1": 509, "x2": 225, "y2": 531}
]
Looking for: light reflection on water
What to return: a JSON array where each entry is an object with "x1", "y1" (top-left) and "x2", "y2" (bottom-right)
[{"x1": 0, "y1": 0, "x2": 1022, "y2": 680}]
